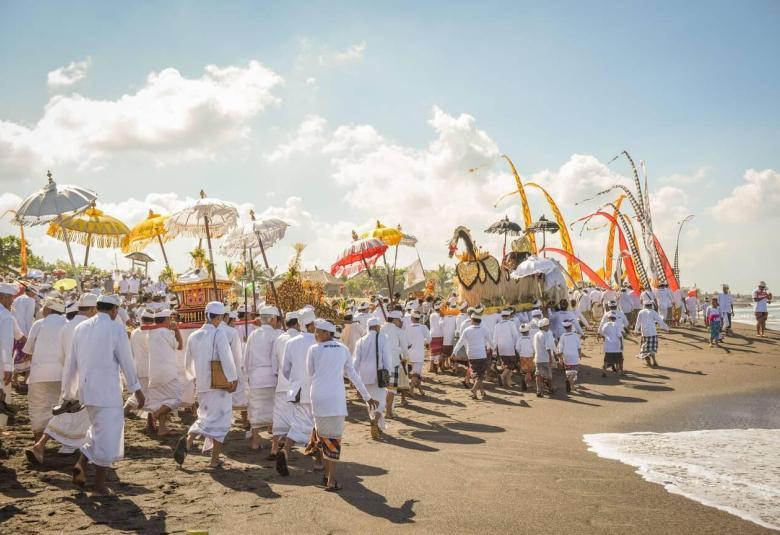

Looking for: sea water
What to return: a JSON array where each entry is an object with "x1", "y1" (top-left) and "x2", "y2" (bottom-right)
[
  {"x1": 733, "y1": 303, "x2": 780, "y2": 331},
  {"x1": 583, "y1": 429, "x2": 780, "y2": 530}
]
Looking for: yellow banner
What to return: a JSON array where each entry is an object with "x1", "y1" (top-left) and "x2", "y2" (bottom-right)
[
  {"x1": 501, "y1": 155, "x2": 536, "y2": 253},
  {"x1": 604, "y1": 195, "x2": 626, "y2": 279},
  {"x1": 526, "y1": 182, "x2": 582, "y2": 282}
]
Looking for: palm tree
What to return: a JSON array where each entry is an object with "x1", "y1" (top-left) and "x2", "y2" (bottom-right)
[{"x1": 434, "y1": 264, "x2": 454, "y2": 295}]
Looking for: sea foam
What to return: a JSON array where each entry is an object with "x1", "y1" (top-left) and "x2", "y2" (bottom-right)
[{"x1": 583, "y1": 429, "x2": 780, "y2": 531}]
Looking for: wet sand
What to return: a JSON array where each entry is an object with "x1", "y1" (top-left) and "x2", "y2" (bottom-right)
[{"x1": 1, "y1": 323, "x2": 778, "y2": 534}]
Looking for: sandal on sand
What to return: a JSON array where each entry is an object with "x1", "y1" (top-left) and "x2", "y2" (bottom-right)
[
  {"x1": 208, "y1": 461, "x2": 225, "y2": 470},
  {"x1": 275, "y1": 450, "x2": 289, "y2": 476},
  {"x1": 72, "y1": 464, "x2": 86, "y2": 489},
  {"x1": 324, "y1": 481, "x2": 342, "y2": 492},
  {"x1": 173, "y1": 436, "x2": 188, "y2": 466},
  {"x1": 25, "y1": 448, "x2": 43, "y2": 465}
]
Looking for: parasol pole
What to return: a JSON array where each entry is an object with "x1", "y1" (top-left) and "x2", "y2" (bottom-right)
[
  {"x1": 243, "y1": 245, "x2": 249, "y2": 339},
  {"x1": 503, "y1": 233, "x2": 508, "y2": 259},
  {"x1": 390, "y1": 243, "x2": 400, "y2": 296},
  {"x1": 361, "y1": 257, "x2": 373, "y2": 277},
  {"x1": 60, "y1": 225, "x2": 81, "y2": 292},
  {"x1": 83, "y1": 233, "x2": 92, "y2": 268},
  {"x1": 202, "y1": 214, "x2": 219, "y2": 294},
  {"x1": 250, "y1": 210, "x2": 283, "y2": 316},
  {"x1": 157, "y1": 234, "x2": 170, "y2": 268},
  {"x1": 414, "y1": 246, "x2": 426, "y2": 276},
  {"x1": 248, "y1": 246, "x2": 258, "y2": 315},
  {"x1": 381, "y1": 253, "x2": 394, "y2": 304}
]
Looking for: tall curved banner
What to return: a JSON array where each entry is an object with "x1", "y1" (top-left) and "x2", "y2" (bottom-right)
[
  {"x1": 501, "y1": 155, "x2": 536, "y2": 253},
  {"x1": 604, "y1": 195, "x2": 626, "y2": 279},
  {"x1": 652, "y1": 234, "x2": 679, "y2": 291},
  {"x1": 540, "y1": 247, "x2": 610, "y2": 289},
  {"x1": 525, "y1": 182, "x2": 582, "y2": 283},
  {"x1": 593, "y1": 211, "x2": 641, "y2": 293}
]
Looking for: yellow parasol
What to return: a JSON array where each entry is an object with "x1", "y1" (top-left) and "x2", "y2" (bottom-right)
[
  {"x1": 47, "y1": 203, "x2": 130, "y2": 268},
  {"x1": 360, "y1": 222, "x2": 403, "y2": 246},
  {"x1": 53, "y1": 278, "x2": 77, "y2": 291},
  {"x1": 122, "y1": 209, "x2": 171, "y2": 267}
]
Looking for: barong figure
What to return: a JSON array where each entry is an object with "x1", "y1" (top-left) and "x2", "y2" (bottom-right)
[
  {"x1": 305, "y1": 319, "x2": 377, "y2": 491},
  {"x1": 175, "y1": 301, "x2": 238, "y2": 469},
  {"x1": 62, "y1": 294, "x2": 145, "y2": 496}
]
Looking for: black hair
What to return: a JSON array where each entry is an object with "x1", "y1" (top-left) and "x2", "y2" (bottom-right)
[
  {"x1": 286, "y1": 318, "x2": 299, "y2": 328},
  {"x1": 97, "y1": 302, "x2": 116, "y2": 312},
  {"x1": 78, "y1": 306, "x2": 93, "y2": 312},
  {"x1": 154, "y1": 317, "x2": 166, "y2": 324},
  {"x1": 208, "y1": 313, "x2": 222, "y2": 321},
  {"x1": 66, "y1": 311, "x2": 78, "y2": 320}
]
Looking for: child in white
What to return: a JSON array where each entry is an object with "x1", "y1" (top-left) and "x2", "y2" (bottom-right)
[
  {"x1": 556, "y1": 320, "x2": 581, "y2": 391},
  {"x1": 515, "y1": 324, "x2": 535, "y2": 392}
]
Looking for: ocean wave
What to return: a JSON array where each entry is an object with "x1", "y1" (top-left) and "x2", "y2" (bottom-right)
[{"x1": 584, "y1": 429, "x2": 780, "y2": 530}]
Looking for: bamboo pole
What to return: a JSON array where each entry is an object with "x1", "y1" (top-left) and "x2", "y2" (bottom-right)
[
  {"x1": 157, "y1": 234, "x2": 170, "y2": 267},
  {"x1": 203, "y1": 215, "x2": 218, "y2": 293},
  {"x1": 83, "y1": 233, "x2": 92, "y2": 268}
]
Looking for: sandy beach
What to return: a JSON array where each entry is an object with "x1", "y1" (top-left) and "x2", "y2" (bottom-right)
[{"x1": 1, "y1": 323, "x2": 778, "y2": 534}]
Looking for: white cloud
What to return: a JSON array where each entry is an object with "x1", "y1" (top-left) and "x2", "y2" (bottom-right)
[
  {"x1": 711, "y1": 168, "x2": 780, "y2": 222},
  {"x1": 659, "y1": 166, "x2": 709, "y2": 185},
  {"x1": 47, "y1": 57, "x2": 91, "y2": 89},
  {"x1": 1, "y1": 60, "x2": 283, "y2": 181},
  {"x1": 318, "y1": 41, "x2": 367, "y2": 66},
  {"x1": 265, "y1": 115, "x2": 328, "y2": 162}
]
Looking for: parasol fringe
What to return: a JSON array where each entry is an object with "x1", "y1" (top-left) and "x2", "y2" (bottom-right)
[{"x1": 47, "y1": 224, "x2": 128, "y2": 249}]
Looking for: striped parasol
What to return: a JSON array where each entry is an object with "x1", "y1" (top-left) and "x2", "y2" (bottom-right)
[{"x1": 331, "y1": 238, "x2": 388, "y2": 278}]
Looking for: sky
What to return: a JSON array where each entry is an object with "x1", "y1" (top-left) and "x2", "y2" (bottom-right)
[{"x1": 1, "y1": 1, "x2": 778, "y2": 293}]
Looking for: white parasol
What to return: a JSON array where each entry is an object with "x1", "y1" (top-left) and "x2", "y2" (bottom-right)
[
  {"x1": 510, "y1": 255, "x2": 559, "y2": 279},
  {"x1": 219, "y1": 217, "x2": 289, "y2": 258},
  {"x1": 14, "y1": 171, "x2": 98, "y2": 289}
]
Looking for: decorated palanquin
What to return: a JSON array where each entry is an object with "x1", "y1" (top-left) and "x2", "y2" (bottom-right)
[{"x1": 170, "y1": 268, "x2": 234, "y2": 327}]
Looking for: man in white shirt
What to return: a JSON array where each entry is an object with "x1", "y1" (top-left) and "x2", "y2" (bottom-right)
[
  {"x1": 353, "y1": 318, "x2": 393, "y2": 439},
  {"x1": 634, "y1": 296, "x2": 670, "y2": 367},
  {"x1": 12, "y1": 284, "x2": 37, "y2": 338},
  {"x1": 23, "y1": 297, "x2": 67, "y2": 439},
  {"x1": 306, "y1": 320, "x2": 377, "y2": 491},
  {"x1": 654, "y1": 284, "x2": 673, "y2": 322},
  {"x1": 124, "y1": 309, "x2": 153, "y2": 424},
  {"x1": 62, "y1": 294, "x2": 144, "y2": 496},
  {"x1": 532, "y1": 318, "x2": 556, "y2": 398},
  {"x1": 514, "y1": 323, "x2": 535, "y2": 392},
  {"x1": 494, "y1": 309, "x2": 519, "y2": 388},
  {"x1": 440, "y1": 309, "x2": 457, "y2": 372},
  {"x1": 244, "y1": 305, "x2": 281, "y2": 450},
  {"x1": 128, "y1": 275, "x2": 140, "y2": 299},
  {"x1": 0, "y1": 283, "x2": 19, "y2": 448},
  {"x1": 684, "y1": 290, "x2": 700, "y2": 327},
  {"x1": 557, "y1": 320, "x2": 582, "y2": 392},
  {"x1": 619, "y1": 288, "x2": 635, "y2": 324},
  {"x1": 277, "y1": 308, "x2": 317, "y2": 476},
  {"x1": 176, "y1": 301, "x2": 237, "y2": 470},
  {"x1": 717, "y1": 284, "x2": 734, "y2": 336},
  {"x1": 600, "y1": 312, "x2": 625, "y2": 377},
  {"x1": 146, "y1": 309, "x2": 183, "y2": 436},
  {"x1": 220, "y1": 311, "x2": 247, "y2": 427},
  {"x1": 118, "y1": 276, "x2": 130, "y2": 298},
  {"x1": 340, "y1": 313, "x2": 364, "y2": 354},
  {"x1": 380, "y1": 311, "x2": 410, "y2": 417},
  {"x1": 269, "y1": 311, "x2": 300, "y2": 459},
  {"x1": 752, "y1": 281, "x2": 772, "y2": 337},
  {"x1": 406, "y1": 311, "x2": 430, "y2": 397},
  {"x1": 427, "y1": 301, "x2": 444, "y2": 373},
  {"x1": 453, "y1": 315, "x2": 492, "y2": 400},
  {"x1": 354, "y1": 303, "x2": 372, "y2": 332},
  {"x1": 26, "y1": 294, "x2": 96, "y2": 464}
]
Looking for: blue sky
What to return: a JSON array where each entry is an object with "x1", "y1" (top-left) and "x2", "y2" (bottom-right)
[{"x1": 1, "y1": 1, "x2": 778, "y2": 292}]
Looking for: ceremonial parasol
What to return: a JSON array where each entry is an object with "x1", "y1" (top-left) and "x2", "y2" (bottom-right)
[
  {"x1": 122, "y1": 209, "x2": 172, "y2": 267},
  {"x1": 219, "y1": 211, "x2": 289, "y2": 317},
  {"x1": 166, "y1": 191, "x2": 239, "y2": 292},
  {"x1": 510, "y1": 256, "x2": 559, "y2": 279},
  {"x1": 331, "y1": 238, "x2": 388, "y2": 278},
  {"x1": 13, "y1": 171, "x2": 97, "y2": 289},
  {"x1": 485, "y1": 215, "x2": 522, "y2": 258},
  {"x1": 360, "y1": 222, "x2": 405, "y2": 298},
  {"x1": 46, "y1": 203, "x2": 130, "y2": 268},
  {"x1": 53, "y1": 278, "x2": 77, "y2": 291},
  {"x1": 526, "y1": 215, "x2": 559, "y2": 258}
]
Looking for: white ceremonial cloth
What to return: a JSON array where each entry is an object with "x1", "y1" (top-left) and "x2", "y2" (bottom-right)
[
  {"x1": 493, "y1": 320, "x2": 519, "y2": 356},
  {"x1": 12, "y1": 294, "x2": 36, "y2": 336},
  {"x1": 220, "y1": 323, "x2": 247, "y2": 409},
  {"x1": 129, "y1": 328, "x2": 149, "y2": 379},
  {"x1": 24, "y1": 314, "x2": 67, "y2": 383},
  {"x1": 44, "y1": 409, "x2": 90, "y2": 450},
  {"x1": 188, "y1": 389, "x2": 234, "y2": 450},
  {"x1": 82, "y1": 406, "x2": 125, "y2": 467},
  {"x1": 307, "y1": 341, "x2": 371, "y2": 418},
  {"x1": 184, "y1": 323, "x2": 237, "y2": 393},
  {"x1": 28, "y1": 381, "x2": 60, "y2": 432},
  {"x1": 281, "y1": 332, "x2": 316, "y2": 404},
  {"x1": 406, "y1": 323, "x2": 430, "y2": 363},
  {"x1": 244, "y1": 324, "x2": 280, "y2": 389},
  {"x1": 353, "y1": 331, "x2": 392, "y2": 386}
]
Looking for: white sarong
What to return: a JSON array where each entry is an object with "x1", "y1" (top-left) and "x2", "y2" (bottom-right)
[
  {"x1": 146, "y1": 378, "x2": 183, "y2": 413},
  {"x1": 231, "y1": 374, "x2": 248, "y2": 410},
  {"x1": 81, "y1": 406, "x2": 125, "y2": 468},
  {"x1": 248, "y1": 386, "x2": 274, "y2": 429},
  {"x1": 28, "y1": 381, "x2": 61, "y2": 433},
  {"x1": 188, "y1": 389, "x2": 232, "y2": 451},
  {"x1": 272, "y1": 391, "x2": 294, "y2": 437},
  {"x1": 45, "y1": 409, "x2": 90, "y2": 450},
  {"x1": 365, "y1": 383, "x2": 387, "y2": 431},
  {"x1": 123, "y1": 377, "x2": 148, "y2": 413},
  {"x1": 313, "y1": 415, "x2": 345, "y2": 439},
  {"x1": 287, "y1": 402, "x2": 314, "y2": 445}
]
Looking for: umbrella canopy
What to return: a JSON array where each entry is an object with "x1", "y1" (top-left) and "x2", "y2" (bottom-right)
[
  {"x1": 46, "y1": 204, "x2": 130, "y2": 249},
  {"x1": 53, "y1": 278, "x2": 77, "y2": 291},
  {"x1": 485, "y1": 215, "x2": 522, "y2": 236},
  {"x1": 331, "y1": 238, "x2": 388, "y2": 278},
  {"x1": 510, "y1": 255, "x2": 559, "y2": 279},
  {"x1": 122, "y1": 210, "x2": 170, "y2": 253},
  {"x1": 165, "y1": 193, "x2": 239, "y2": 240},
  {"x1": 360, "y1": 223, "x2": 403, "y2": 246},
  {"x1": 14, "y1": 171, "x2": 97, "y2": 227},
  {"x1": 219, "y1": 217, "x2": 289, "y2": 258},
  {"x1": 125, "y1": 252, "x2": 155, "y2": 263},
  {"x1": 527, "y1": 215, "x2": 560, "y2": 234},
  {"x1": 399, "y1": 233, "x2": 418, "y2": 247}
]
